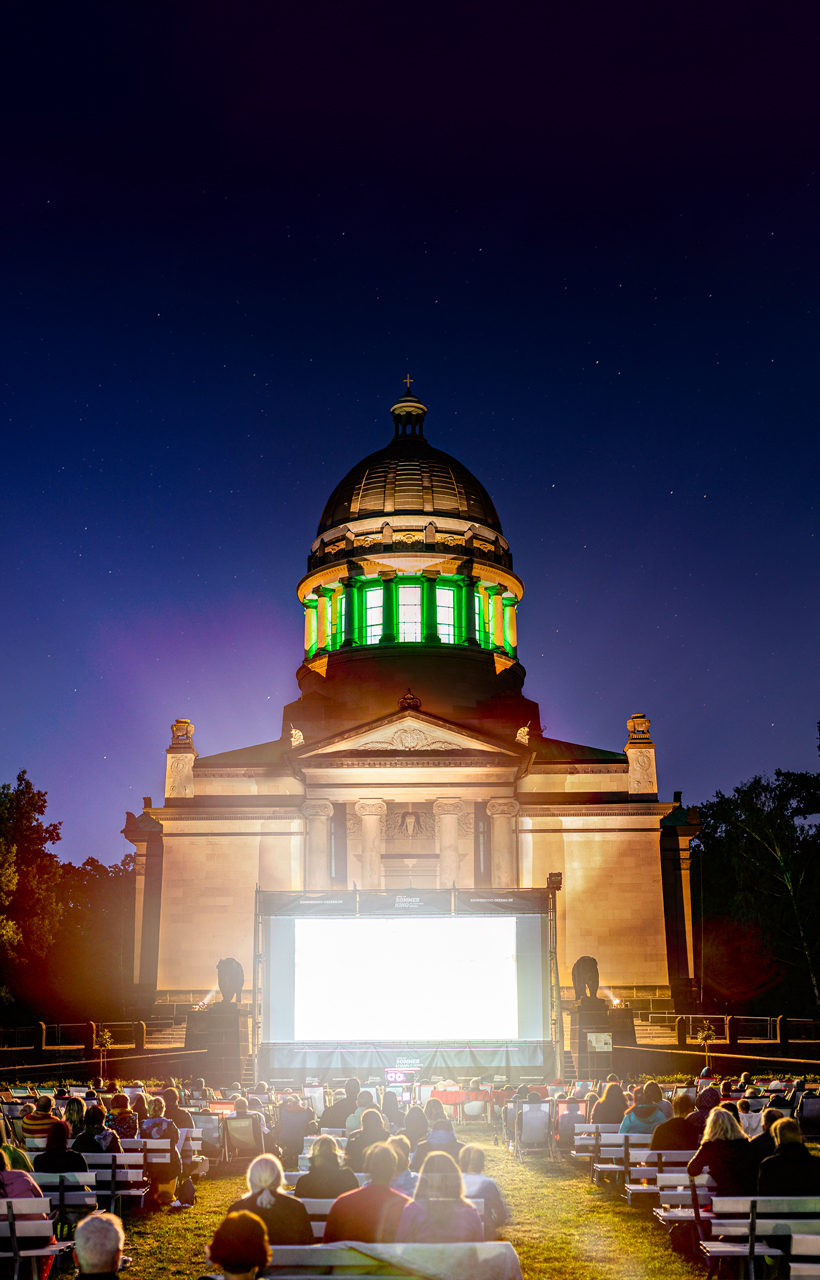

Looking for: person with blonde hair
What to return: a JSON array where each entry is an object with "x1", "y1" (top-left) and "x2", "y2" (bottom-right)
[
  {"x1": 758, "y1": 1117, "x2": 820, "y2": 1195},
  {"x1": 74, "y1": 1211, "x2": 125, "y2": 1277},
  {"x1": 388, "y1": 1135, "x2": 418, "y2": 1196},
  {"x1": 458, "y1": 1144, "x2": 508, "y2": 1238},
  {"x1": 688, "y1": 1105, "x2": 756, "y2": 1195},
  {"x1": 63, "y1": 1097, "x2": 86, "y2": 1140},
  {"x1": 225, "y1": 1154, "x2": 313, "y2": 1245},
  {"x1": 139, "y1": 1096, "x2": 182, "y2": 1205},
  {"x1": 293, "y1": 1134, "x2": 358, "y2": 1199},
  {"x1": 202, "y1": 1211, "x2": 270, "y2": 1280},
  {"x1": 396, "y1": 1151, "x2": 483, "y2": 1243},
  {"x1": 323, "y1": 1143, "x2": 409, "y2": 1243}
]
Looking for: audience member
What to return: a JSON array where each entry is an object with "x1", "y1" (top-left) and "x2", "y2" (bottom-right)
[
  {"x1": 557, "y1": 1099, "x2": 582, "y2": 1151},
  {"x1": 459, "y1": 1144, "x2": 509, "y2": 1239},
  {"x1": 619, "y1": 1092, "x2": 666, "y2": 1135},
  {"x1": 132, "y1": 1093, "x2": 149, "y2": 1126},
  {"x1": 319, "y1": 1078, "x2": 361, "y2": 1131},
  {"x1": 748, "y1": 1107, "x2": 781, "y2": 1175},
  {"x1": 276, "y1": 1095, "x2": 316, "y2": 1168},
  {"x1": 650, "y1": 1095, "x2": 699, "y2": 1151},
  {"x1": 323, "y1": 1143, "x2": 409, "y2": 1243},
  {"x1": 758, "y1": 1118, "x2": 820, "y2": 1195},
  {"x1": 687, "y1": 1086, "x2": 721, "y2": 1138},
  {"x1": 719, "y1": 1100, "x2": 740, "y2": 1123},
  {"x1": 64, "y1": 1097, "x2": 86, "y2": 1140},
  {"x1": 345, "y1": 1109, "x2": 391, "y2": 1173},
  {"x1": 590, "y1": 1083, "x2": 628, "y2": 1125},
  {"x1": 396, "y1": 1106, "x2": 428, "y2": 1153},
  {"x1": 162, "y1": 1087, "x2": 194, "y2": 1130},
  {"x1": 140, "y1": 1097, "x2": 182, "y2": 1202},
  {"x1": 294, "y1": 1135, "x2": 358, "y2": 1199},
  {"x1": 203, "y1": 1211, "x2": 271, "y2": 1280},
  {"x1": 21, "y1": 1095, "x2": 58, "y2": 1140},
  {"x1": 396, "y1": 1151, "x2": 483, "y2": 1243},
  {"x1": 191, "y1": 1077, "x2": 215, "y2": 1102},
  {"x1": 33, "y1": 1120, "x2": 89, "y2": 1173},
  {"x1": 105, "y1": 1093, "x2": 138, "y2": 1140},
  {"x1": 0, "y1": 1114, "x2": 34, "y2": 1172},
  {"x1": 643, "y1": 1081, "x2": 672, "y2": 1119},
  {"x1": 410, "y1": 1116, "x2": 462, "y2": 1171},
  {"x1": 738, "y1": 1098, "x2": 763, "y2": 1138},
  {"x1": 346, "y1": 1091, "x2": 376, "y2": 1135},
  {"x1": 74, "y1": 1211, "x2": 125, "y2": 1278},
  {"x1": 424, "y1": 1098, "x2": 449, "y2": 1125},
  {"x1": 228, "y1": 1098, "x2": 271, "y2": 1158},
  {"x1": 382, "y1": 1091, "x2": 401, "y2": 1129},
  {"x1": 688, "y1": 1107, "x2": 756, "y2": 1195},
  {"x1": 72, "y1": 1105, "x2": 123, "y2": 1154},
  {"x1": 388, "y1": 1135, "x2": 418, "y2": 1196},
  {"x1": 225, "y1": 1154, "x2": 313, "y2": 1246}
]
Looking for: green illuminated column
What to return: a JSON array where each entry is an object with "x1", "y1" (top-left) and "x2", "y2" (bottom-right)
[
  {"x1": 303, "y1": 595, "x2": 318, "y2": 658},
  {"x1": 317, "y1": 586, "x2": 334, "y2": 651},
  {"x1": 503, "y1": 594, "x2": 518, "y2": 657},
  {"x1": 486, "y1": 583, "x2": 505, "y2": 650},
  {"x1": 379, "y1": 572, "x2": 396, "y2": 644},
  {"x1": 423, "y1": 572, "x2": 440, "y2": 643}
]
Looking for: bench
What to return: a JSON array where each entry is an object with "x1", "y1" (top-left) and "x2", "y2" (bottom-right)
[
  {"x1": 0, "y1": 1196, "x2": 72, "y2": 1278},
  {"x1": 698, "y1": 1195, "x2": 820, "y2": 1279},
  {"x1": 569, "y1": 1124, "x2": 621, "y2": 1162},
  {"x1": 622, "y1": 1151, "x2": 698, "y2": 1205},
  {"x1": 81, "y1": 1152, "x2": 147, "y2": 1216},
  {"x1": 296, "y1": 1198, "x2": 486, "y2": 1241},
  {"x1": 260, "y1": 1240, "x2": 523, "y2": 1278},
  {"x1": 791, "y1": 1234, "x2": 820, "y2": 1277},
  {"x1": 591, "y1": 1133, "x2": 653, "y2": 1187},
  {"x1": 31, "y1": 1173, "x2": 97, "y2": 1235},
  {"x1": 652, "y1": 1172, "x2": 715, "y2": 1229}
]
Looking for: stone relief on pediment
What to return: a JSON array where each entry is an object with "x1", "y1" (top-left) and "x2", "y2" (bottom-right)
[{"x1": 357, "y1": 726, "x2": 460, "y2": 752}]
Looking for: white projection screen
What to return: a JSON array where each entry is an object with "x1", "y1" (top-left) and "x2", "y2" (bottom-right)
[{"x1": 290, "y1": 916, "x2": 519, "y2": 1040}]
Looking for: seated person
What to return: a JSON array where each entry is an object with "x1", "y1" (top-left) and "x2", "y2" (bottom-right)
[
  {"x1": 225, "y1": 1154, "x2": 313, "y2": 1246},
  {"x1": 105, "y1": 1093, "x2": 138, "y2": 1141},
  {"x1": 190, "y1": 1077, "x2": 215, "y2": 1103},
  {"x1": 688, "y1": 1107, "x2": 756, "y2": 1195},
  {"x1": 162, "y1": 1088, "x2": 194, "y2": 1131},
  {"x1": 345, "y1": 1109, "x2": 391, "y2": 1173},
  {"x1": 323, "y1": 1143, "x2": 409, "y2": 1244},
  {"x1": 319, "y1": 1078, "x2": 360, "y2": 1131},
  {"x1": 202, "y1": 1211, "x2": 271, "y2": 1280},
  {"x1": 556, "y1": 1099, "x2": 582, "y2": 1151},
  {"x1": 463, "y1": 1078, "x2": 490, "y2": 1118},
  {"x1": 276, "y1": 1095, "x2": 316, "y2": 1168},
  {"x1": 458, "y1": 1144, "x2": 509, "y2": 1238},
  {"x1": 395, "y1": 1151, "x2": 483, "y2": 1243},
  {"x1": 738, "y1": 1097, "x2": 763, "y2": 1138},
  {"x1": 651, "y1": 1095, "x2": 699, "y2": 1150},
  {"x1": 591, "y1": 1083, "x2": 628, "y2": 1124},
  {"x1": 346, "y1": 1091, "x2": 376, "y2": 1135},
  {"x1": 32, "y1": 1120, "x2": 89, "y2": 1173},
  {"x1": 21, "y1": 1095, "x2": 58, "y2": 1140},
  {"x1": 140, "y1": 1097, "x2": 182, "y2": 1204},
  {"x1": 758, "y1": 1117, "x2": 820, "y2": 1195},
  {"x1": 643, "y1": 1081, "x2": 673, "y2": 1119},
  {"x1": 410, "y1": 1116, "x2": 461, "y2": 1171},
  {"x1": 381, "y1": 1090, "x2": 401, "y2": 1130},
  {"x1": 0, "y1": 1115, "x2": 33, "y2": 1172},
  {"x1": 75, "y1": 1211, "x2": 125, "y2": 1278},
  {"x1": 293, "y1": 1135, "x2": 358, "y2": 1199},
  {"x1": 619, "y1": 1085, "x2": 667, "y2": 1135},
  {"x1": 388, "y1": 1135, "x2": 418, "y2": 1196},
  {"x1": 72, "y1": 1105, "x2": 123, "y2": 1154},
  {"x1": 396, "y1": 1106, "x2": 428, "y2": 1154}
]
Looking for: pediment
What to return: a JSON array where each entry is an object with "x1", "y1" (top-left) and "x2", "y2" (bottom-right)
[{"x1": 293, "y1": 710, "x2": 523, "y2": 760}]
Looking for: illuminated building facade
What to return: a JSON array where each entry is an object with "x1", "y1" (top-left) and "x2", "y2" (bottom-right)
[{"x1": 125, "y1": 390, "x2": 698, "y2": 1011}]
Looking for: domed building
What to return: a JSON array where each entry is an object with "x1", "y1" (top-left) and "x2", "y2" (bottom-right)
[{"x1": 125, "y1": 388, "x2": 698, "y2": 1065}]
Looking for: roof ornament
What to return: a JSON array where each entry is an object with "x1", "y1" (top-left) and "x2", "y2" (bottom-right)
[
  {"x1": 515, "y1": 724, "x2": 530, "y2": 745},
  {"x1": 290, "y1": 724, "x2": 305, "y2": 748},
  {"x1": 398, "y1": 688, "x2": 421, "y2": 711}
]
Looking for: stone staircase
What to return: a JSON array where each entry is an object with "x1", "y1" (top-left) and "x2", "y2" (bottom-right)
[{"x1": 144, "y1": 1018, "x2": 187, "y2": 1047}]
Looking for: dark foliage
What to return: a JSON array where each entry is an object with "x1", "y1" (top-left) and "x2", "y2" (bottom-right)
[{"x1": 691, "y1": 764, "x2": 820, "y2": 1016}]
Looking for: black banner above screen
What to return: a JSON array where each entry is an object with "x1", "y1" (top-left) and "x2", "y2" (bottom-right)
[{"x1": 258, "y1": 888, "x2": 551, "y2": 918}]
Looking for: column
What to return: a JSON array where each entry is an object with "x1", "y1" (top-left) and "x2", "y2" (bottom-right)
[
  {"x1": 462, "y1": 574, "x2": 478, "y2": 646},
  {"x1": 303, "y1": 595, "x2": 318, "y2": 656},
  {"x1": 379, "y1": 574, "x2": 396, "y2": 644},
  {"x1": 486, "y1": 584, "x2": 504, "y2": 649},
  {"x1": 317, "y1": 586, "x2": 333, "y2": 651},
  {"x1": 487, "y1": 798, "x2": 520, "y2": 887},
  {"x1": 434, "y1": 799, "x2": 464, "y2": 888},
  {"x1": 302, "y1": 800, "x2": 333, "y2": 889},
  {"x1": 502, "y1": 594, "x2": 518, "y2": 654},
  {"x1": 423, "y1": 572, "x2": 440, "y2": 643},
  {"x1": 355, "y1": 799, "x2": 386, "y2": 889},
  {"x1": 341, "y1": 579, "x2": 355, "y2": 647}
]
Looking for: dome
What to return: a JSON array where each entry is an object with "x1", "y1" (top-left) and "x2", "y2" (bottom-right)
[{"x1": 317, "y1": 392, "x2": 502, "y2": 535}]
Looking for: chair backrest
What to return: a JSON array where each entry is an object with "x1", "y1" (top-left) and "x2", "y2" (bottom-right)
[
  {"x1": 24, "y1": 1138, "x2": 47, "y2": 1150},
  {"x1": 192, "y1": 1113, "x2": 222, "y2": 1147},
  {"x1": 299, "y1": 1198, "x2": 336, "y2": 1239},
  {"x1": 0, "y1": 1198, "x2": 52, "y2": 1217},
  {"x1": 224, "y1": 1116, "x2": 262, "y2": 1155}
]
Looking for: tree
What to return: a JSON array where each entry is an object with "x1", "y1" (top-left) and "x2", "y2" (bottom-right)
[
  {"x1": 0, "y1": 770, "x2": 62, "y2": 958},
  {"x1": 53, "y1": 855, "x2": 135, "y2": 1020},
  {"x1": 692, "y1": 768, "x2": 820, "y2": 1015},
  {"x1": 0, "y1": 838, "x2": 21, "y2": 1002}
]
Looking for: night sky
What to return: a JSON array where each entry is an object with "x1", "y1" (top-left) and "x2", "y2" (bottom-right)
[{"x1": 2, "y1": 5, "x2": 818, "y2": 866}]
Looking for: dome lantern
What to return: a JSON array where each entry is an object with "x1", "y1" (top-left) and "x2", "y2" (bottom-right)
[{"x1": 390, "y1": 390, "x2": 427, "y2": 437}]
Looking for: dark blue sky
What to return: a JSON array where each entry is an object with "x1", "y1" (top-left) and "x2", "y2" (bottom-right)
[{"x1": 2, "y1": 4, "x2": 818, "y2": 865}]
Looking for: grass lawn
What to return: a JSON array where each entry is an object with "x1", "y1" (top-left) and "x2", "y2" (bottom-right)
[{"x1": 124, "y1": 1126, "x2": 702, "y2": 1280}]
